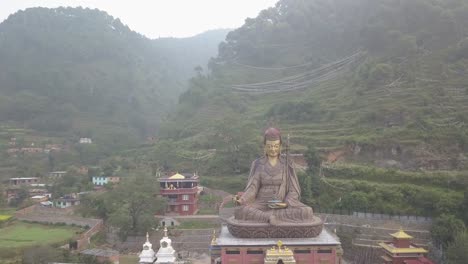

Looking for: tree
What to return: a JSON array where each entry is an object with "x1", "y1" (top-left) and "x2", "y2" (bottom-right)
[
  {"x1": 431, "y1": 214, "x2": 466, "y2": 249},
  {"x1": 299, "y1": 172, "x2": 314, "y2": 206},
  {"x1": 78, "y1": 193, "x2": 109, "y2": 219},
  {"x1": 105, "y1": 175, "x2": 165, "y2": 240},
  {"x1": 462, "y1": 189, "x2": 468, "y2": 225},
  {"x1": 304, "y1": 145, "x2": 321, "y2": 173},
  {"x1": 9, "y1": 187, "x2": 29, "y2": 207},
  {"x1": 304, "y1": 145, "x2": 322, "y2": 198},
  {"x1": 0, "y1": 185, "x2": 6, "y2": 208},
  {"x1": 446, "y1": 231, "x2": 468, "y2": 264}
]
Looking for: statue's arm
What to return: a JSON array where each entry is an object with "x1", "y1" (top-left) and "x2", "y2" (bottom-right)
[
  {"x1": 239, "y1": 160, "x2": 260, "y2": 204},
  {"x1": 284, "y1": 164, "x2": 301, "y2": 205}
]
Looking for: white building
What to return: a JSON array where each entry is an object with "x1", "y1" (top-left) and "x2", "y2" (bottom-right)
[
  {"x1": 49, "y1": 171, "x2": 67, "y2": 178},
  {"x1": 79, "y1": 138, "x2": 92, "y2": 144}
]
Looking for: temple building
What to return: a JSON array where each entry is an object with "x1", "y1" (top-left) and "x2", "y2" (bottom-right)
[
  {"x1": 158, "y1": 172, "x2": 200, "y2": 216},
  {"x1": 211, "y1": 226, "x2": 343, "y2": 264},
  {"x1": 379, "y1": 229, "x2": 435, "y2": 264}
]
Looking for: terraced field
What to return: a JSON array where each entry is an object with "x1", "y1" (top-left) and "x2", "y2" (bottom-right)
[{"x1": 0, "y1": 221, "x2": 82, "y2": 248}]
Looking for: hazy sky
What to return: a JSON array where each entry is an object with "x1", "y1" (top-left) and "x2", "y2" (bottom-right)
[{"x1": 0, "y1": 0, "x2": 278, "y2": 38}]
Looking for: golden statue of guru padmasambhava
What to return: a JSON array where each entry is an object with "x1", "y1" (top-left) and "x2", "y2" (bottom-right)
[{"x1": 227, "y1": 128, "x2": 322, "y2": 238}]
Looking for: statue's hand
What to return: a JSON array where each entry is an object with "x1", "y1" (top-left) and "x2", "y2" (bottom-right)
[
  {"x1": 268, "y1": 202, "x2": 288, "y2": 209},
  {"x1": 233, "y1": 195, "x2": 244, "y2": 206}
]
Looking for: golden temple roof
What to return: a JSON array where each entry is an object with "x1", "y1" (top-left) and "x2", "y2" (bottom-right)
[
  {"x1": 390, "y1": 229, "x2": 413, "y2": 239},
  {"x1": 168, "y1": 173, "x2": 185, "y2": 179},
  {"x1": 379, "y1": 242, "x2": 427, "y2": 254}
]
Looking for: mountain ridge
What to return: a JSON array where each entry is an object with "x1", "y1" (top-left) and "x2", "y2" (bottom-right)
[
  {"x1": 0, "y1": 7, "x2": 228, "y2": 152},
  {"x1": 156, "y1": 0, "x2": 468, "y2": 174}
]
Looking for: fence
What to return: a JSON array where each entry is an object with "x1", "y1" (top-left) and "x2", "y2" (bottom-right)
[{"x1": 315, "y1": 208, "x2": 432, "y2": 224}]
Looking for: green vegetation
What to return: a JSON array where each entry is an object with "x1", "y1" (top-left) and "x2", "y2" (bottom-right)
[
  {"x1": 201, "y1": 175, "x2": 247, "y2": 195},
  {"x1": 0, "y1": 7, "x2": 227, "y2": 170},
  {"x1": 158, "y1": 0, "x2": 468, "y2": 175},
  {"x1": 1, "y1": 0, "x2": 468, "y2": 261},
  {"x1": 177, "y1": 220, "x2": 218, "y2": 229},
  {"x1": 431, "y1": 214, "x2": 466, "y2": 250},
  {"x1": 78, "y1": 174, "x2": 166, "y2": 240},
  {"x1": 323, "y1": 164, "x2": 468, "y2": 190},
  {"x1": 147, "y1": 1, "x2": 468, "y2": 229},
  {"x1": 446, "y1": 231, "x2": 468, "y2": 264},
  {"x1": 0, "y1": 215, "x2": 12, "y2": 221},
  {"x1": 0, "y1": 221, "x2": 82, "y2": 248},
  {"x1": 120, "y1": 255, "x2": 139, "y2": 264}
]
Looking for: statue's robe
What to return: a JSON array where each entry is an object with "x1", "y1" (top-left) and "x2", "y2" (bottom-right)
[{"x1": 234, "y1": 156, "x2": 314, "y2": 223}]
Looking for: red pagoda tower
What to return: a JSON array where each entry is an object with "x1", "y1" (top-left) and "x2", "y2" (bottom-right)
[
  {"x1": 379, "y1": 229, "x2": 435, "y2": 264},
  {"x1": 158, "y1": 172, "x2": 200, "y2": 215}
]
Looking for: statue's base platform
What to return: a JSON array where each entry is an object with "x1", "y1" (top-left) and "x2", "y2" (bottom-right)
[
  {"x1": 211, "y1": 226, "x2": 342, "y2": 264},
  {"x1": 226, "y1": 216, "x2": 323, "y2": 238}
]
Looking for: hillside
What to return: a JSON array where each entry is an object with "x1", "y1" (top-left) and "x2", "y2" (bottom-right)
[
  {"x1": 156, "y1": 0, "x2": 468, "y2": 175},
  {"x1": 0, "y1": 7, "x2": 227, "y2": 151}
]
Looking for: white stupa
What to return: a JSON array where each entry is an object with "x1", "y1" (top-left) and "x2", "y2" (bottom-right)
[
  {"x1": 155, "y1": 227, "x2": 176, "y2": 264},
  {"x1": 139, "y1": 232, "x2": 156, "y2": 264}
]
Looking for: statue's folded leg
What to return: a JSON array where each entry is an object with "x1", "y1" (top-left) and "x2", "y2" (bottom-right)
[
  {"x1": 234, "y1": 205, "x2": 271, "y2": 223},
  {"x1": 273, "y1": 206, "x2": 314, "y2": 223}
]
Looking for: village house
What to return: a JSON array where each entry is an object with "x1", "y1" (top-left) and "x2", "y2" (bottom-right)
[
  {"x1": 55, "y1": 197, "x2": 80, "y2": 208},
  {"x1": 4, "y1": 187, "x2": 20, "y2": 204},
  {"x1": 9, "y1": 177, "x2": 40, "y2": 186},
  {"x1": 21, "y1": 147, "x2": 44, "y2": 153},
  {"x1": 78, "y1": 166, "x2": 88, "y2": 175},
  {"x1": 54, "y1": 195, "x2": 80, "y2": 208},
  {"x1": 28, "y1": 188, "x2": 51, "y2": 197},
  {"x1": 92, "y1": 176, "x2": 108, "y2": 186},
  {"x1": 79, "y1": 138, "x2": 92, "y2": 144},
  {"x1": 49, "y1": 171, "x2": 67, "y2": 178},
  {"x1": 31, "y1": 195, "x2": 49, "y2": 203},
  {"x1": 92, "y1": 176, "x2": 120, "y2": 186},
  {"x1": 106, "y1": 176, "x2": 120, "y2": 184}
]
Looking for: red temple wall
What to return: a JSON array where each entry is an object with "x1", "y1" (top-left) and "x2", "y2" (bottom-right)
[{"x1": 221, "y1": 246, "x2": 337, "y2": 264}]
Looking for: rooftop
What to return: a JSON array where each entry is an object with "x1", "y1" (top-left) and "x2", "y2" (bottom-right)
[
  {"x1": 391, "y1": 229, "x2": 413, "y2": 239},
  {"x1": 159, "y1": 172, "x2": 199, "y2": 181},
  {"x1": 379, "y1": 242, "x2": 428, "y2": 254}
]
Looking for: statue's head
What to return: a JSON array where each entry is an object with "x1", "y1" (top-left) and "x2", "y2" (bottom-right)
[{"x1": 264, "y1": 127, "x2": 281, "y2": 158}]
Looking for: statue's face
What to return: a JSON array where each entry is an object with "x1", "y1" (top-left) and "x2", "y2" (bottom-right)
[{"x1": 265, "y1": 139, "x2": 281, "y2": 158}]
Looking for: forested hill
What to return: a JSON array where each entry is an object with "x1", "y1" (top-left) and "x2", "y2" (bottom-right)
[
  {"x1": 157, "y1": 0, "x2": 468, "y2": 175},
  {"x1": 0, "y1": 7, "x2": 227, "y2": 148}
]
